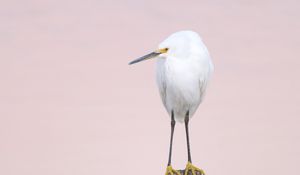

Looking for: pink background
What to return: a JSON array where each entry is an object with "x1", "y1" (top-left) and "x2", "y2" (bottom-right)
[{"x1": 0, "y1": 1, "x2": 299, "y2": 175}]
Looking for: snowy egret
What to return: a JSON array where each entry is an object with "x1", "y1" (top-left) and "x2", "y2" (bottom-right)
[{"x1": 129, "y1": 31, "x2": 214, "y2": 175}]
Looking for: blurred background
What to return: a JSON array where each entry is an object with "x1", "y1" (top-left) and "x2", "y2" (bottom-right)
[{"x1": 0, "y1": 0, "x2": 299, "y2": 175}]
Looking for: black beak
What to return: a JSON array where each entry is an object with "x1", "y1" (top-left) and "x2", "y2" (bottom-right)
[{"x1": 129, "y1": 52, "x2": 161, "y2": 65}]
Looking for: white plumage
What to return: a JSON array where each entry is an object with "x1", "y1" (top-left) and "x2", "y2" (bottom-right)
[
  {"x1": 129, "y1": 30, "x2": 213, "y2": 173},
  {"x1": 155, "y1": 31, "x2": 214, "y2": 122}
]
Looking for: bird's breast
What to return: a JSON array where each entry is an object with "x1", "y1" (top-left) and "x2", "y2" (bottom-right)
[{"x1": 156, "y1": 57, "x2": 210, "y2": 122}]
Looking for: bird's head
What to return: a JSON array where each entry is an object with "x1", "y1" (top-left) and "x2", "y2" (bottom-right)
[{"x1": 129, "y1": 30, "x2": 202, "y2": 65}]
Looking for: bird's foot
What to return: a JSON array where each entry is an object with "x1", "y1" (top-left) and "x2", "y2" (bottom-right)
[
  {"x1": 165, "y1": 165, "x2": 181, "y2": 175},
  {"x1": 184, "y1": 162, "x2": 205, "y2": 175}
]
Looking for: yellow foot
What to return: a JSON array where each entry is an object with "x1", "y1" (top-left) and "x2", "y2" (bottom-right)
[
  {"x1": 184, "y1": 162, "x2": 205, "y2": 175},
  {"x1": 165, "y1": 165, "x2": 181, "y2": 175}
]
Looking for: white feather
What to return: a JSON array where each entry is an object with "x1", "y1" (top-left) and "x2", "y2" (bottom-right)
[{"x1": 155, "y1": 31, "x2": 214, "y2": 123}]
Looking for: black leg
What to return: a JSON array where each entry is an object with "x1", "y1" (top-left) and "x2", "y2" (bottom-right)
[
  {"x1": 167, "y1": 110, "x2": 176, "y2": 166},
  {"x1": 185, "y1": 111, "x2": 192, "y2": 163}
]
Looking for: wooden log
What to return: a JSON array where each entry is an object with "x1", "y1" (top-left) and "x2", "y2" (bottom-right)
[{"x1": 176, "y1": 169, "x2": 204, "y2": 175}]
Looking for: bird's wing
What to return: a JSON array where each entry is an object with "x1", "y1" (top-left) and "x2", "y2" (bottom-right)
[
  {"x1": 198, "y1": 59, "x2": 214, "y2": 101},
  {"x1": 156, "y1": 62, "x2": 168, "y2": 109},
  {"x1": 199, "y1": 78, "x2": 208, "y2": 100},
  {"x1": 157, "y1": 75, "x2": 167, "y2": 109}
]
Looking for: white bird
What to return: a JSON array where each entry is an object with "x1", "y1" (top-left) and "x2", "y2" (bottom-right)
[{"x1": 129, "y1": 30, "x2": 214, "y2": 175}]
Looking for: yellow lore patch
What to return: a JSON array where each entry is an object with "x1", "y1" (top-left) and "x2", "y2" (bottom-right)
[{"x1": 158, "y1": 48, "x2": 169, "y2": 53}]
